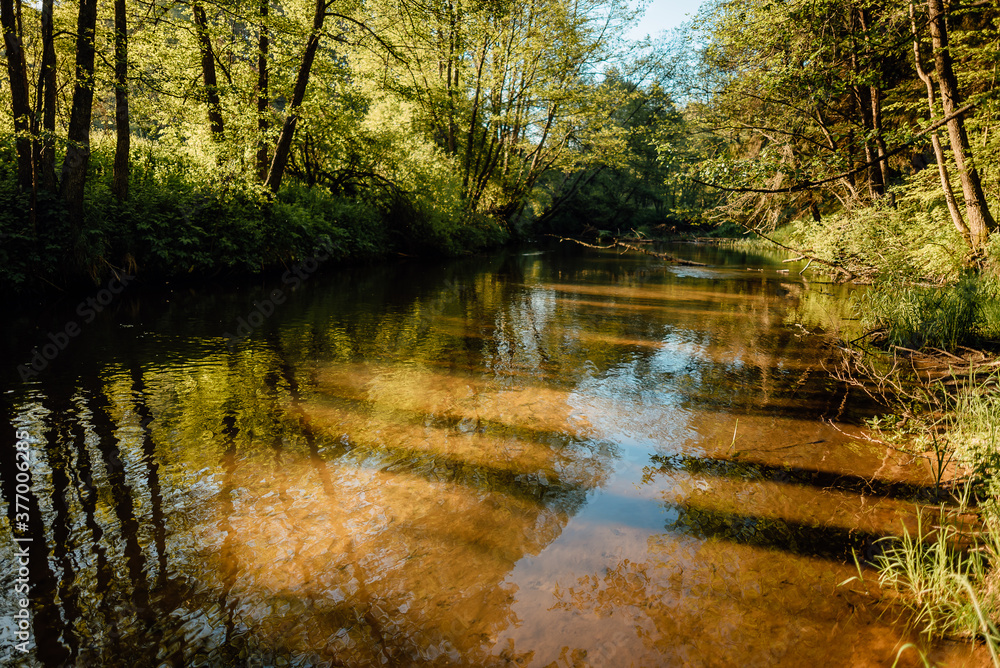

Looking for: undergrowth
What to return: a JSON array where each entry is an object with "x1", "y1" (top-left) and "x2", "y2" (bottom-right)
[
  {"x1": 0, "y1": 136, "x2": 508, "y2": 296},
  {"x1": 856, "y1": 272, "x2": 1000, "y2": 350},
  {"x1": 855, "y1": 369, "x2": 1000, "y2": 661}
]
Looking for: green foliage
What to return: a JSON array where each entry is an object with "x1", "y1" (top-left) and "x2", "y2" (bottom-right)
[
  {"x1": 534, "y1": 76, "x2": 716, "y2": 236},
  {"x1": 0, "y1": 147, "x2": 71, "y2": 287},
  {"x1": 858, "y1": 274, "x2": 996, "y2": 350},
  {"x1": 0, "y1": 136, "x2": 508, "y2": 294},
  {"x1": 780, "y1": 171, "x2": 969, "y2": 283}
]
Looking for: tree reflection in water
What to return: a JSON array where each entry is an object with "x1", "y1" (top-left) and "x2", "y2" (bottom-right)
[{"x1": 0, "y1": 246, "x2": 985, "y2": 666}]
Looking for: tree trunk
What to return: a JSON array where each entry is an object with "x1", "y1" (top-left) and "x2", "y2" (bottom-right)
[
  {"x1": 857, "y1": 7, "x2": 889, "y2": 198},
  {"x1": 927, "y1": 0, "x2": 995, "y2": 251},
  {"x1": 61, "y1": 0, "x2": 99, "y2": 229},
  {"x1": 1, "y1": 0, "x2": 33, "y2": 192},
  {"x1": 113, "y1": 0, "x2": 130, "y2": 202},
  {"x1": 33, "y1": 0, "x2": 57, "y2": 193},
  {"x1": 462, "y1": 35, "x2": 490, "y2": 194},
  {"x1": 193, "y1": 1, "x2": 224, "y2": 140},
  {"x1": 870, "y1": 84, "x2": 890, "y2": 197},
  {"x1": 850, "y1": 81, "x2": 884, "y2": 199},
  {"x1": 256, "y1": 0, "x2": 270, "y2": 180},
  {"x1": 445, "y1": 0, "x2": 457, "y2": 154},
  {"x1": 264, "y1": 0, "x2": 325, "y2": 193},
  {"x1": 911, "y1": 1, "x2": 970, "y2": 247}
]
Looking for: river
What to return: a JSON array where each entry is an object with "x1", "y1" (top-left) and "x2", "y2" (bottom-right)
[{"x1": 0, "y1": 243, "x2": 986, "y2": 666}]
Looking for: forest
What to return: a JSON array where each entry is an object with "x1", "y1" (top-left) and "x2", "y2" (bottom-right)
[
  {"x1": 1, "y1": 0, "x2": 685, "y2": 289},
  {"x1": 0, "y1": 0, "x2": 998, "y2": 287},
  {"x1": 5, "y1": 0, "x2": 1000, "y2": 655}
]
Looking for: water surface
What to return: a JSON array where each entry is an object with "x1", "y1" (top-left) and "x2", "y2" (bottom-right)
[{"x1": 0, "y1": 244, "x2": 985, "y2": 666}]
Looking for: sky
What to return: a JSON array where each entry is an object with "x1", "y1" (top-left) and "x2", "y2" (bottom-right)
[{"x1": 625, "y1": 0, "x2": 705, "y2": 41}]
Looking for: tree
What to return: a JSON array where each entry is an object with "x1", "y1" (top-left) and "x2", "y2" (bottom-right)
[
  {"x1": 33, "y1": 0, "x2": 58, "y2": 194},
  {"x1": 924, "y1": 0, "x2": 995, "y2": 253},
  {"x1": 61, "y1": 0, "x2": 100, "y2": 228},
  {"x1": 264, "y1": 0, "x2": 328, "y2": 192},
  {"x1": 368, "y1": 0, "x2": 640, "y2": 224},
  {"x1": 114, "y1": 0, "x2": 130, "y2": 202},
  {"x1": 256, "y1": 0, "x2": 270, "y2": 179},
  {"x1": 910, "y1": 0, "x2": 968, "y2": 246},
  {"x1": 1, "y1": 0, "x2": 33, "y2": 193},
  {"x1": 192, "y1": 0, "x2": 225, "y2": 140}
]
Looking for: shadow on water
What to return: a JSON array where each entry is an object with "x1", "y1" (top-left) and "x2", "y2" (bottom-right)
[
  {"x1": 0, "y1": 245, "x2": 986, "y2": 666},
  {"x1": 646, "y1": 453, "x2": 943, "y2": 503}
]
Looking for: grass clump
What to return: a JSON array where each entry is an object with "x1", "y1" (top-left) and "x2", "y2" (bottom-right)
[
  {"x1": 856, "y1": 272, "x2": 1000, "y2": 351},
  {"x1": 876, "y1": 509, "x2": 1000, "y2": 641},
  {"x1": 860, "y1": 372, "x2": 1000, "y2": 659}
]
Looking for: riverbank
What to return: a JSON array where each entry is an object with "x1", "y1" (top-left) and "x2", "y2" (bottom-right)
[
  {"x1": 0, "y1": 142, "x2": 509, "y2": 302},
  {"x1": 763, "y1": 205, "x2": 1000, "y2": 658}
]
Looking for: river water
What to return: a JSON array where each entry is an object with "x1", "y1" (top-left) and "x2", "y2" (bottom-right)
[{"x1": 0, "y1": 243, "x2": 986, "y2": 666}]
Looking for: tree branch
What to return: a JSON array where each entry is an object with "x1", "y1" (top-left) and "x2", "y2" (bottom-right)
[
  {"x1": 544, "y1": 235, "x2": 708, "y2": 266},
  {"x1": 693, "y1": 102, "x2": 977, "y2": 194}
]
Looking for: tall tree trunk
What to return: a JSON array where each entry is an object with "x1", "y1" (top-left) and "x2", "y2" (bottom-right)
[
  {"x1": 193, "y1": 1, "x2": 224, "y2": 140},
  {"x1": 870, "y1": 84, "x2": 890, "y2": 196},
  {"x1": 445, "y1": 0, "x2": 457, "y2": 154},
  {"x1": 1, "y1": 0, "x2": 33, "y2": 192},
  {"x1": 113, "y1": 0, "x2": 130, "y2": 202},
  {"x1": 34, "y1": 0, "x2": 58, "y2": 193},
  {"x1": 462, "y1": 35, "x2": 490, "y2": 194},
  {"x1": 911, "y1": 1, "x2": 970, "y2": 248},
  {"x1": 857, "y1": 7, "x2": 889, "y2": 198},
  {"x1": 61, "y1": 0, "x2": 99, "y2": 229},
  {"x1": 927, "y1": 0, "x2": 995, "y2": 252},
  {"x1": 256, "y1": 0, "x2": 270, "y2": 180},
  {"x1": 264, "y1": 0, "x2": 326, "y2": 193},
  {"x1": 850, "y1": 81, "x2": 884, "y2": 199}
]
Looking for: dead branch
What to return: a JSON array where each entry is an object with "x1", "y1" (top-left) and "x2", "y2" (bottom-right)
[
  {"x1": 545, "y1": 235, "x2": 708, "y2": 266},
  {"x1": 741, "y1": 227, "x2": 856, "y2": 280}
]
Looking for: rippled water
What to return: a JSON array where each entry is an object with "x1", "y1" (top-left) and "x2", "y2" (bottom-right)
[{"x1": 0, "y1": 244, "x2": 986, "y2": 666}]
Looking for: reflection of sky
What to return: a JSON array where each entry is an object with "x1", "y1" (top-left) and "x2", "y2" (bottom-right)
[{"x1": 568, "y1": 331, "x2": 703, "y2": 456}]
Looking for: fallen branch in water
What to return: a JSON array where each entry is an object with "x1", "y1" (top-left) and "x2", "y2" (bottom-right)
[
  {"x1": 741, "y1": 227, "x2": 856, "y2": 280},
  {"x1": 545, "y1": 235, "x2": 708, "y2": 266}
]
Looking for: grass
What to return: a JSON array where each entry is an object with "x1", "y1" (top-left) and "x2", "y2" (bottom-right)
[
  {"x1": 875, "y1": 508, "x2": 995, "y2": 639},
  {"x1": 856, "y1": 272, "x2": 1000, "y2": 351},
  {"x1": 859, "y1": 372, "x2": 1000, "y2": 663}
]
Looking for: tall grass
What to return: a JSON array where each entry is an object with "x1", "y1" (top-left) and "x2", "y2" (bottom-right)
[
  {"x1": 876, "y1": 509, "x2": 996, "y2": 639},
  {"x1": 857, "y1": 272, "x2": 1000, "y2": 350},
  {"x1": 869, "y1": 372, "x2": 1000, "y2": 661}
]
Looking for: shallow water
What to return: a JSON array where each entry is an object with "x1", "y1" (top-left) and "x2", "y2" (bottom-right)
[{"x1": 0, "y1": 244, "x2": 987, "y2": 666}]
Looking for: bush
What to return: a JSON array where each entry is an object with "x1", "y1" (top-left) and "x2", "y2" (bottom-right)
[
  {"x1": 778, "y1": 168, "x2": 968, "y2": 283},
  {"x1": 0, "y1": 135, "x2": 508, "y2": 295}
]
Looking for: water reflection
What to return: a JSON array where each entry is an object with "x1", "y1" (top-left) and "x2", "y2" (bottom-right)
[{"x1": 0, "y1": 245, "x2": 986, "y2": 666}]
